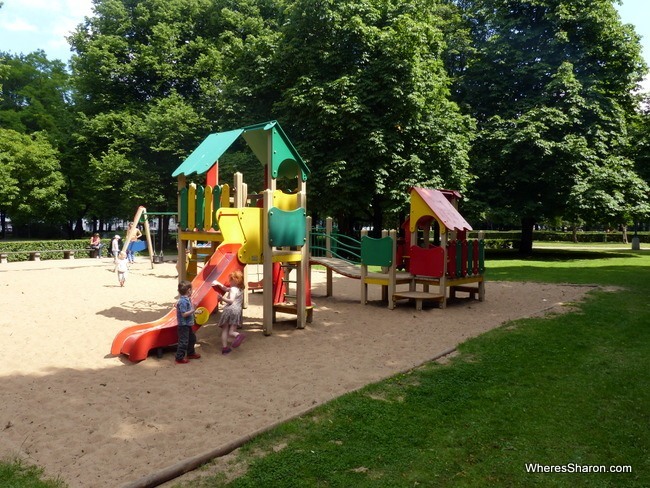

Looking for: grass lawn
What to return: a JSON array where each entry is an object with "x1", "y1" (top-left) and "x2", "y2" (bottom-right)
[{"x1": 3, "y1": 249, "x2": 649, "y2": 487}]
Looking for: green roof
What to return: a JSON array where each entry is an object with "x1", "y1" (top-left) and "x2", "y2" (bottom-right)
[{"x1": 172, "y1": 121, "x2": 310, "y2": 180}]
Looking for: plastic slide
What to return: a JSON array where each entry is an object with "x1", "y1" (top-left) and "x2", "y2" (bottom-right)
[{"x1": 110, "y1": 242, "x2": 244, "y2": 362}]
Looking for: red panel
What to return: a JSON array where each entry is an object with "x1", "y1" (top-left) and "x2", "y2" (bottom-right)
[
  {"x1": 409, "y1": 245, "x2": 444, "y2": 278},
  {"x1": 206, "y1": 164, "x2": 218, "y2": 187},
  {"x1": 272, "y1": 262, "x2": 286, "y2": 304},
  {"x1": 461, "y1": 240, "x2": 468, "y2": 277}
]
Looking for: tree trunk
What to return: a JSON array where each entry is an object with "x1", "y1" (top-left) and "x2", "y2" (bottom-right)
[
  {"x1": 519, "y1": 217, "x2": 535, "y2": 255},
  {"x1": 621, "y1": 225, "x2": 628, "y2": 244},
  {"x1": 371, "y1": 195, "x2": 383, "y2": 238},
  {"x1": 74, "y1": 218, "x2": 84, "y2": 238}
]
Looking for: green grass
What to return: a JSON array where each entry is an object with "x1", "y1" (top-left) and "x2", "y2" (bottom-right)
[
  {"x1": 4, "y1": 249, "x2": 650, "y2": 487},
  {"x1": 183, "y1": 249, "x2": 650, "y2": 487},
  {"x1": 0, "y1": 458, "x2": 64, "y2": 487}
]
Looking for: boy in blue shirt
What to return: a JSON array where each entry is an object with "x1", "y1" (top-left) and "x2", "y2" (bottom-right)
[{"x1": 175, "y1": 280, "x2": 201, "y2": 364}]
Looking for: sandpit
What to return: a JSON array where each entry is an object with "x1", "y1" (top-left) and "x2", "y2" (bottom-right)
[{"x1": 0, "y1": 257, "x2": 593, "y2": 487}]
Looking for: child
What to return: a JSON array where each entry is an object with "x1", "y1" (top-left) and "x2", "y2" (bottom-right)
[
  {"x1": 175, "y1": 280, "x2": 201, "y2": 364},
  {"x1": 212, "y1": 270, "x2": 246, "y2": 355},
  {"x1": 110, "y1": 235, "x2": 121, "y2": 263},
  {"x1": 116, "y1": 251, "x2": 129, "y2": 287}
]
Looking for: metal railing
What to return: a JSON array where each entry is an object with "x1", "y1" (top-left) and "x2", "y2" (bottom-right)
[{"x1": 310, "y1": 226, "x2": 361, "y2": 264}]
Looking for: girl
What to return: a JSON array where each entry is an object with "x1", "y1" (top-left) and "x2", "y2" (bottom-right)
[
  {"x1": 212, "y1": 270, "x2": 246, "y2": 354},
  {"x1": 116, "y1": 251, "x2": 129, "y2": 287}
]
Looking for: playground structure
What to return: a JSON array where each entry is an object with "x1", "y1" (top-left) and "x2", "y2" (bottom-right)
[
  {"x1": 110, "y1": 121, "x2": 484, "y2": 363},
  {"x1": 310, "y1": 187, "x2": 485, "y2": 310},
  {"x1": 111, "y1": 121, "x2": 312, "y2": 362}
]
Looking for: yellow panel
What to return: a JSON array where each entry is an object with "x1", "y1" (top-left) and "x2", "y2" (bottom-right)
[
  {"x1": 204, "y1": 185, "x2": 213, "y2": 230},
  {"x1": 272, "y1": 190, "x2": 300, "y2": 211},
  {"x1": 188, "y1": 183, "x2": 196, "y2": 230},
  {"x1": 364, "y1": 277, "x2": 390, "y2": 285},
  {"x1": 410, "y1": 189, "x2": 445, "y2": 233},
  {"x1": 237, "y1": 208, "x2": 263, "y2": 263},
  {"x1": 216, "y1": 207, "x2": 263, "y2": 264},
  {"x1": 221, "y1": 184, "x2": 230, "y2": 208},
  {"x1": 217, "y1": 208, "x2": 244, "y2": 243},
  {"x1": 271, "y1": 252, "x2": 303, "y2": 263}
]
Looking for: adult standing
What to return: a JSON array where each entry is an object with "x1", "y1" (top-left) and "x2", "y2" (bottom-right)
[
  {"x1": 110, "y1": 235, "x2": 121, "y2": 264},
  {"x1": 126, "y1": 222, "x2": 142, "y2": 263}
]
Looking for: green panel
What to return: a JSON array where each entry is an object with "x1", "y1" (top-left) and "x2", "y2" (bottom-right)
[
  {"x1": 361, "y1": 236, "x2": 393, "y2": 268},
  {"x1": 172, "y1": 129, "x2": 243, "y2": 177},
  {"x1": 479, "y1": 239, "x2": 486, "y2": 274},
  {"x1": 268, "y1": 207, "x2": 306, "y2": 247},
  {"x1": 212, "y1": 185, "x2": 221, "y2": 230},
  {"x1": 276, "y1": 159, "x2": 300, "y2": 180},
  {"x1": 180, "y1": 187, "x2": 188, "y2": 230},
  {"x1": 467, "y1": 240, "x2": 474, "y2": 275},
  {"x1": 241, "y1": 121, "x2": 310, "y2": 181},
  {"x1": 195, "y1": 185, "x2": 205, "y2": 230},
  {"x1": 242, "y1": 128, "x2": 269, "y2": 167}
]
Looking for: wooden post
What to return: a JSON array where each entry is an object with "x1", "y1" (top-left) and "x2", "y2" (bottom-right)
[
  {"x1": 381, "y1": 229, "x2": 389, "y2": 302},
  {"x1": 142, "y1": 210, "x2": 155, "y2": 269},
  {"x1": 177, "y1": 175, "x2": 187, "y2": 282},
  {"x1": 325, "y1": 217, "x2": 333, "y2": 297},
  {"x1": 360, "y1": 228, "x2": 368, "y2": 305},
  {"x1": 388, "y1": 229, "x2": 397, "y2": 309},
  {"x1": 262, "y1": 189, "x2": 273, "y2": 335},
  {"x1": 296, "y1": 192, "x2": 307, "y2": 329},
  {"x1": 440, "y1": 229, "x2": 448, "y2": 308},
  {"x1": 234, "y1": 172, "x2": 244, "y2": 208}
]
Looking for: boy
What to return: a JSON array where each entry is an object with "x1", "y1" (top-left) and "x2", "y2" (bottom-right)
[{"x1": 175, "y1": 280, "x2": 201, "y2": 364}]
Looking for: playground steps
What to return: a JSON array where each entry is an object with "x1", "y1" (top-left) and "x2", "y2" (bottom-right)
[
  {"x1": 450, "y1": 284, "x2": 484, "y2": 301},
  {"x1": 273, "y1": 303, "x2": 314, "y2": 323},
  {"x1": 392, "y1": 291, "x2": 445, "y2": 311}
]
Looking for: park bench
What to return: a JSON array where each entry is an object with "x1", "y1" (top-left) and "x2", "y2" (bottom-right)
[{"x1": 1, "y1": 249, "x2": 80, "y2": 264}]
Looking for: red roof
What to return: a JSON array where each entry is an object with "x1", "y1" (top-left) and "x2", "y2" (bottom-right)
[{"x1": 411, "y1": 187, "x2": 472, "y2": 232}]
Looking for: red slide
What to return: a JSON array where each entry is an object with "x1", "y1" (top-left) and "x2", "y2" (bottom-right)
[{"x1": 110, "y1": 243, "x2": 244, "y2": 362}]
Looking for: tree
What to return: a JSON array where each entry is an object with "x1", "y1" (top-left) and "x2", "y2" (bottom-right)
[
  {"x1": 0, "y1": 129, "x2": 66, "y2": 231},
  {"x1": 567, "y1": 156, "x2": 650, "y2": 241},
  {"x1": 455, "y1": 0, "x2": 648, "y2": 253},
  {"x1": 0, "y1": 51, "x2": 80, "y2": 236},
  {"x1": 267, "y1": 0, "x2": 474, "y2": 233},
  {"x1": 0, "y1": 51, "x2": 72, "y2": 146},
  {"x1": 68, "y1": 0, "x2": 282, "y2": 219}
]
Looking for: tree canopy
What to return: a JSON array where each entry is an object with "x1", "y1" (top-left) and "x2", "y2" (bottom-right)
[
  {"x1": 0, "y1": 0, "x2": 648, "y2": 245},
  {"x1": 455, "y1": 0, "x2": 649, "y2": 251},
  {"x1": 268, "y1": 0, "x2": 474, "y2": 232}
]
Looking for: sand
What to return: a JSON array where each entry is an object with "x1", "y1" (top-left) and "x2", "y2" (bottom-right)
[{"x1": 0, "y1": 257, "x2": 594, "y2": 487}]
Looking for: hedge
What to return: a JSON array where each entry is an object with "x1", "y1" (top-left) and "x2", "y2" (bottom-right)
[
  {"x1": 469, "y1": 230, "x2": 650, "y2": 244},
  {"x1": 0, "y1": 239, "x2": 97, "y2": 262}
]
